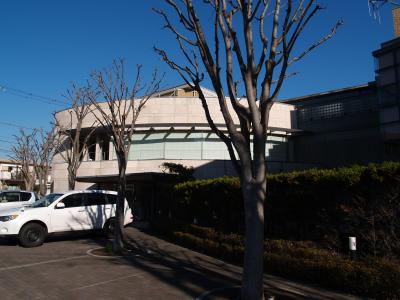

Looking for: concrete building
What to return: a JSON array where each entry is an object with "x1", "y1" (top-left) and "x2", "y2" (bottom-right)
[
  {"x1": 283, "y1": 83, "x2": 382, "y2": 167},
  {"x1": 52, "y1": 84, "x2": 303, "y2": 192},
  {"x1": 0, "y1": 160, "x2": 52, "y2": 193},
  {"x1": 281, "y1": 34, "x2": 400, "y2": 167},
  {"x1": 0, "y1": 160, "x2": 24, "y2": 190},
  {"x1": 373, "y1": 37, "x2": 400, "y2": 159},
  {"x1": 52, "y1": 35, "x2": 400, "y2": 222},
  {"x1": 52, "y1": 33, "x2": 400, "y2": 193}
]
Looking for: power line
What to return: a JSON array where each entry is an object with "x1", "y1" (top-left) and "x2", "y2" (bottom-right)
[
  {"x1": 0, "y1": 84, "x2": 69, "y2": 107},
  {"x1": 0, "y1": 121, "x2": 34, "y2": 130},
  {"x1": 0, "y1": 148, "x2": 11, "y2": 153},
  {"x1": 0, "y1": 139, "x2": 12, "y2": 144}
]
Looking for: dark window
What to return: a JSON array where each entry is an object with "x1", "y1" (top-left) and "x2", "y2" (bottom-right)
[
  {"x1": 86, "y1": 193, "x2": 107, "y2": 206},
  {"x1": 0, "y1": 192, "x2": 20, "y2": 203},
  {"x1": 61, "y1": 193, "x2": 85, "y2": 208},
  {"x1": 88, "y1": 140, "x2": 96, "y2": 161},
  {"x1": 298, "y1": 102, "x2": 344, "y2": 122},
  {"x1": 101, "y1": 139, "x2": 110, "y2": 160},
  {"x1": 106, "y1": 194, "x2": 117, "y2": 205},
  {"x1": 20, "y1": 192, "x2": 32, "y2": 202}
]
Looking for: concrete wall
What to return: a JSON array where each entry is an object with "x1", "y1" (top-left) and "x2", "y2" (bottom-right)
[
  {"x1": 373, "y1": 38, "x2": 400, "y2": 162},
  {"x1": 54, "y1": 97, "x2": 295, "y2": 131},
  {"x1": 52, "y1": 94, "x2": 296, "y2": 192}
]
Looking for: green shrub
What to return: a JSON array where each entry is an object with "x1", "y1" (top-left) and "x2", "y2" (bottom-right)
[
  {"x1": 153, "y1": 221, "x2": 400, "y2": 299},
  {"x1": 170, "y1": 161, "x2": 400, "y2": 256}
]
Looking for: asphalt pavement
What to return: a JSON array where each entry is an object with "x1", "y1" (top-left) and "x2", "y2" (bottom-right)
[{"x1": 0, "y1": 227, "x2": 362, "y2": 300}]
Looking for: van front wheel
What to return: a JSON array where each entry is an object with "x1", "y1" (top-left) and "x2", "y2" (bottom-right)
[{"x1": 19, "y1": 223, "x2": 47, "y2": 248}]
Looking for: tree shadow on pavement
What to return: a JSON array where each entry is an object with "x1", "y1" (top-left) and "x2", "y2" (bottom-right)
[{"x1": 95, "y1": 226, "x2": 354, "y2": 300}]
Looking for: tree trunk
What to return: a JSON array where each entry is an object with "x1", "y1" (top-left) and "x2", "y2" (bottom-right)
[
  {"x1": 114, "y1": 160, "x2": 126, "y2": 253},
  {"x1": 241, "y1": 179, "x2": 266, "y2": 300},
  {"x1": 40, "y1": 176, "x2": 47, "y2": 196},
  {"x1": 24, "y1": 174, "x2": 36, "y2": 191},
  {"x1": 23, "y1": 178, "x2": 30, "y2": 191},
  {"x1": 68, "y1": 170, "x2": 76, "y2": 190},
  {"x1": 39, "y1": 173, "x2": 46, "y2": 196}
]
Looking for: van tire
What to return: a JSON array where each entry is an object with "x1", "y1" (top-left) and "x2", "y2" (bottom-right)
[
  {"x1": 103, "y1": 218, "x2": 115, "y2": 239},
  {"x1": 19, "y1": 223, "x2": 47, "y2": 247}
]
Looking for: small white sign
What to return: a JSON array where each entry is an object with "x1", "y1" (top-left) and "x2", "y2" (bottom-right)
[{"x1": 349, "y1": 237, "x2": 357, "y2": 251}]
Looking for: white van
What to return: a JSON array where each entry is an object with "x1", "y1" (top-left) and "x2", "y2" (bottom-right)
[{"x1": 0, "y1": 190, "x2": 133, "y2": 247}]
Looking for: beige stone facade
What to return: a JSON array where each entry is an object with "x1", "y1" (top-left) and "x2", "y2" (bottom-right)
[{"x1": 52, "y1": 85, "x2": 297, "y2": 192}]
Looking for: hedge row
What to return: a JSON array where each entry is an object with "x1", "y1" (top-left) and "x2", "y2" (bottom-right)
[
  {"x1": 152, "y1": 221, "x2": 400, "y2": 299},
  {"x1": 171, "y1": 161, "x2": 400, "y2": 257}
]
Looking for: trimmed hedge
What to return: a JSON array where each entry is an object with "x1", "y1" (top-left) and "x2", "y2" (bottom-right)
[
  {"x1": 171, "y1": 161, "x2": 400, "y2": 256},
  {"x1": 152, "y1": 221, "x2": 400, "y2": 299}
]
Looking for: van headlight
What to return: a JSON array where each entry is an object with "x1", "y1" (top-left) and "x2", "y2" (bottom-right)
[{"x1": 0, "y1": 215, "x2": 18, "y2": 222}]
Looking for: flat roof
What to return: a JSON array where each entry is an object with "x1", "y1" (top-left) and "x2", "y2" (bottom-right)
[{"x1": 373, "y1": 37, "x2": 400, "y2": 57}]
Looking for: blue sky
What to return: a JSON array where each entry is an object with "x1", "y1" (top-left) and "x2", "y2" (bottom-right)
[{"x1": 0, "y1": 0, "x2": 396, "y2": 158}]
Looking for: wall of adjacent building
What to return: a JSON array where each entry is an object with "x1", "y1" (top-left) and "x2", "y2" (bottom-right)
[
  {"x1": 286, "y1": 84, "x2": 382, "y2": 167},
  {"x1": 373, "y1": 38, "x2": 400, "y2": 161}
]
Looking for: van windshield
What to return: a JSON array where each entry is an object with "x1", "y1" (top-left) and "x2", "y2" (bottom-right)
[{"x1": 31, "y1": 193, "x2": 63, "y2": 208}]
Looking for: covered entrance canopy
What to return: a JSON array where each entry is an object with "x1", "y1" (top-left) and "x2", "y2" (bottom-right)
[
  {"x1": 76, "y1": 172, "x2": 177, "y2": 223},
  {"x1": 76, "y1": 172, "x2": 177, "y2": 184}
]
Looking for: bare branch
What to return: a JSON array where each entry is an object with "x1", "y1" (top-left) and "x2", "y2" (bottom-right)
[
  {"x1": 153, "y1": 7, "x2": 197, "y2": 46},
  {"x1": 154, "y1": 1, "x2": 340, "y2": 295},
  {"x1": 9, "y1": 129, "x2": 37, "y2": 191},
  {"x1": 289, "y1": 19, "x2": 343, "y2": 65},
  {"x1": 54, "y1": 83, "x2": 98, "y2": 190}
]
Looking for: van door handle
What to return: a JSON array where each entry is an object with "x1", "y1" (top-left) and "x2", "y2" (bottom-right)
[{"x1": 78, "y1": 210, "x2": 85, "y2": 212}]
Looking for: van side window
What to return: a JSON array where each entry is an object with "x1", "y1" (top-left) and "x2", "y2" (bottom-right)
[
  {"x1": 0, "y1": 192, "x2": 20, "y2": 203},
  {"x1": 86, "y1": 193, "x2": 107, "y2": 206},
  {"x1": 61, "y1": 193, "x2": 85, "y2": 208},
  {"x1": 21, "y1": 192, "x2": 32, "y2": 202},
  {"x1": 106, "y1": 194, "x2": 117, "y2": 205}
]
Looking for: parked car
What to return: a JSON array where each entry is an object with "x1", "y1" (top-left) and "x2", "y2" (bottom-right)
[
  {"x1": 0, "y1": 190, "x2": 39, "y2": 210},
  {"x1": 0, "y1": 190, "x2": 133, "y2": 247}
]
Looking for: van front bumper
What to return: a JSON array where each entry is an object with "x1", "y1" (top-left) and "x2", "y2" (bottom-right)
[{"x1": 0, "y1": 222, "x2": 20, "y2": 235}]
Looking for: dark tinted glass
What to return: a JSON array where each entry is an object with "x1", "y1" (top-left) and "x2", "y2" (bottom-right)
[
  {"x1": 106, "y1": 194, "x2": 117, "y2": 205},
  {"x1": 86, "y1": 193, "x2": 107, "y2": 206},
  {"x1": 21, "y1": 192, "x2": 32, "y2": 202},
  {"x1": 61, "y1": 193, "x2": 85, "y2": 208},
  {"x1": 0, "y1": 192, "x2": 20, "y2": 203}
]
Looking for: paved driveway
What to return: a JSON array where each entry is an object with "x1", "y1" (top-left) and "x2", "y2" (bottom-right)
[
  {"x1": 0, "y1": 235, "x2": 191, "y2": 299},
  {"x1": 0, "y1": 228, "x2": 361, "y2": 300}
]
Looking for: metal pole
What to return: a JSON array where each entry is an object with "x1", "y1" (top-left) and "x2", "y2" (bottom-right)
[{"x1": 349, "y1": 236, "x2": 357, "y2": 260}]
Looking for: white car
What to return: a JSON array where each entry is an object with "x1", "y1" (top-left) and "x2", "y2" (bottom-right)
[
  {"x1": 0, "y1": 190, "x2": 39, "y2": 210},
  {"x1": 0, "y1": 190, "x2": 133, "y2": 247}
]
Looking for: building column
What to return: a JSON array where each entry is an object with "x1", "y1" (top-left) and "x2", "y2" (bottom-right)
[
  {"x1": 109, "y1": 139, "x2": 114, "y2": 160},
  {"x1": 83, "y1": 144, "x2": 89, "y2": 161},
  {"x1": 96, "y1": 137, "x2": 101, "y2": 161}
]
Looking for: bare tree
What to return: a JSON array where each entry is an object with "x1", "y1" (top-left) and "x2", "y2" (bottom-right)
[
  {"x1": 88, "y1": 59, "x2": 162, "y2": 253},
  {"x1": 10, "y1": 129, "x2": 36, "y2": 191},
  {"x1": 32, "y1": 128, "x2": 55, "y2": 196},
  {"x1": 54, "y1": 84, "x2": 97, "y2": 190},
  {"x1": 368, "y1": 0, "x2": 400, "y2": 21},
  {"x1": 154, "y1": 1, "x2": 341, "y2": 298}
]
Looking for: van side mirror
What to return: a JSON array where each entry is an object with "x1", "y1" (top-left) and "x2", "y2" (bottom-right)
[{"x1": 55, "y1": 202, "x2": 65, "y2": 209}]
